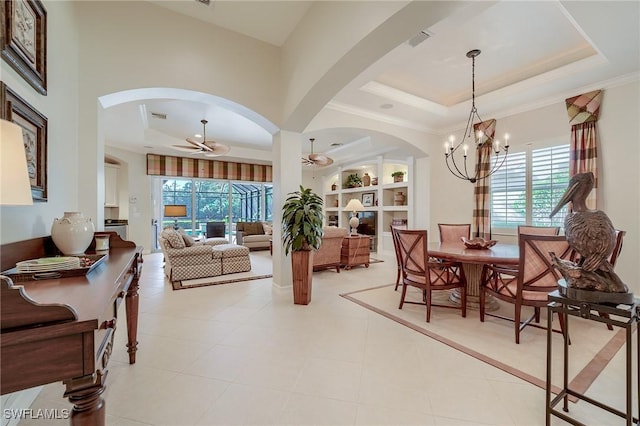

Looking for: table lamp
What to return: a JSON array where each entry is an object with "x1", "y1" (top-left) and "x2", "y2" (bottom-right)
[
  {"x1": 0, "y1": 119, "x2": 32, "y2": 205},
  {"x1": 344, "y1": 198, "x2": 364, "y2": 235},
  {"x1": 164, "y1": 204, "x2": 187, "y2": 230}
]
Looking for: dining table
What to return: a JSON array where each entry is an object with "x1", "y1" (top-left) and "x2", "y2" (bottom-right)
[{"x1": 427, "y1": 241, "x2": 520, "y2": 311}]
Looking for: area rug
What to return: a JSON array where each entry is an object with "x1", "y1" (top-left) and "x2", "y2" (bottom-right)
[
  {"x1": 341, "y1": 284, "x2": 626, "y2": 396},
  {"x1": 173, "y1": 251, "x2": 272, "y2": 290}
]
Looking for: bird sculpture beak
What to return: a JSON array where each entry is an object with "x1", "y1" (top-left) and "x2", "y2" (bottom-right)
[{"x1": 550, "y1": 179, "x2": 580, "y2": 218}]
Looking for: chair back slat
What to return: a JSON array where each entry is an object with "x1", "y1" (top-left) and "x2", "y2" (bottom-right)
[
  {"x1": 519, "y1": 234, "x2": 571, "y2": 293},
  {"x1": 609, "y1": 229, "x2": 625, "y2": 267},
  {"x1": 438, "y1": 223, "x2": 471, "y2": 243},
  {"x1": 396, "y1": 230, "x2": 427, "y2": 275}
]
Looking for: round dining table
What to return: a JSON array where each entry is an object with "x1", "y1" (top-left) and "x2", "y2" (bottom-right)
[{"x1": 427, "y1": 241, "x2": 520, "y2": 310}]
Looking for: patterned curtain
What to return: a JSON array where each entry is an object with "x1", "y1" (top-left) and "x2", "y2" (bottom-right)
[
  {"x1": 146, "y1": 154, "x2": 272, "y2": 182},
  {"x1": 565, "y1": 90, "x2": 602, "y2": 209},
  {"x1": 472, "y1": 119, "x2": 496, "y2": 239}
]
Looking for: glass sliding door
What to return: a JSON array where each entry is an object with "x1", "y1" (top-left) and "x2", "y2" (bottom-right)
[{"x1": 159, "y1": 177, "x2": 273, "y2": 241}]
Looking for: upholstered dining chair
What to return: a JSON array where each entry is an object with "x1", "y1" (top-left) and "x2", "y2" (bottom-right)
[
  {"x1": 517, "y1": 225, "x2": 560, "y2": 236},
  {"x1": 438, "y1": 223, "x2": 471, "y2": 243},
  {"x1": 480, "y1": 233, "x2": 572, "y2": 344},
  {"x1": 395, "y1": 229, "x2": 467, "y2": 322}
]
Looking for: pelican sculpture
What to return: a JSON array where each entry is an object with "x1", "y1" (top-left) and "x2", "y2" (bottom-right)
[{"x1": 549, "y1": 172, "x2": 628, "y2": 295}]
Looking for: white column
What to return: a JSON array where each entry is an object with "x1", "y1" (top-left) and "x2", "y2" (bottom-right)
[{"x1": 272, "y1": 130, "x2": 303, "y2": 288}]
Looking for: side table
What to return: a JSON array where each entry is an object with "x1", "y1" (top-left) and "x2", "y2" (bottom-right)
[
  {"x1": 341, "y1": 235, "x2": 370, "y2": 270},
  {"x1": 546, "y1": 290, "x2": 640, "y2": 425}
]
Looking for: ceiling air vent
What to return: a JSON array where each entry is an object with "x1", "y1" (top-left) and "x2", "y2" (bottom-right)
[
  {"x1": 150, "y1": 112, "x2": 167, "y2": 120},
  {"x1": 195, "y1": 0, "x2": 210, "y2": 5},
  {"x1": 407, "y1": 30, "x2": 432, "y2": 47}
]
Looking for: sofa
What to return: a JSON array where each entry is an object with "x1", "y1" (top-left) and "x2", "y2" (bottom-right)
[
  {"x1": 236, "y1": 221, "x2": 272, "y2": 250},
  {"x1": 313, "y1": 227, "x2": 349, "y2": 273},
  {"x1": 159, "y1": 228, "x2": 250, "y2": 282}
]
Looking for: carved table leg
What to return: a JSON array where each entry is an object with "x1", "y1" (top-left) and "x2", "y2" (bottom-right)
[
  {"x1": 126, "y1": 275, "x2": 139, "y2": 364},
  {"x1": 449, "y1": 263, "x2": 500, "y2": 311},
  {"x1": 64, "y1": 371, "x2": 107, "y2": 426}
]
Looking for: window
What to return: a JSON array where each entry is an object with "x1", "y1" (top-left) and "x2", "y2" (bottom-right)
[
  {"x1": 490, "y1": 144, "x2": 569, "y2": 232},
  {"x1": 160, "y1": 178, "x2": 273, "y2": 238}
]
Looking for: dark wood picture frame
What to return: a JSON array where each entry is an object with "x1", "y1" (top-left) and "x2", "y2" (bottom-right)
[
  {"x1": 1, "y1": 82, "x2": 48, "y2": 201},
  {"x1": 1, "y1": 0, "x2": 47, "y2": 95},
  {"x1": 362, "y1": 192, "x2": 375, "y2": 207}
]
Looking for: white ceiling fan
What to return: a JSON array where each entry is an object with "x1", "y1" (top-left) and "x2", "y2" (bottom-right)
[
  {"x1": 301, "y1": 138, "x2": 333, "y2": 167},
  {"x1": 172, "y1": 119, "x2": 231, "y2": 157}
]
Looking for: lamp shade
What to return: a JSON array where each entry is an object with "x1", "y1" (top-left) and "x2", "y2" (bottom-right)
[
  {"x1": 0, "y1": 119, "x2": 32, "y2": 205},
  {"x1": 164, "y1": 204, "x2": 187, "y2": 217},
  {"x1": 344, "y1": 198, "x2": 364, "y2": 212}
]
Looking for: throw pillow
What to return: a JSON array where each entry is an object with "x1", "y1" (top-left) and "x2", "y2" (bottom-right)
[
  {"x1": 161, "y1": 229, "x2": 186, "y2": 249},
  {"x1": 262, "y1": 223, "x2": 273, "y2": 235},
  {"x1": 182, "y1": 234, "x2": 195, "y2": 247}
]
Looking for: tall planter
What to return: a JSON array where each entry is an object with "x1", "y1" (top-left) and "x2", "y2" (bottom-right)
[
  {"x1": 282, "y1": 186, "x2": 324, "y2": 305},
  {"x1": 291, "y1": 250, "x2": 313, "y2": 305}
]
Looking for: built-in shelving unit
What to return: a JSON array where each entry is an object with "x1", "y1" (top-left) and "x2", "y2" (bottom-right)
[{"x1": 322, "y1": 156, "x2": 413, "y2": 253}]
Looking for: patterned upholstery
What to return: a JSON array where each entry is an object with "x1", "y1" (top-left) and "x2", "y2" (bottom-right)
[
  {"x1": 159, "y1": 235, "x2": 251, "y2": 283},
  {"x1": 214, "y1": 244, "x2": 252, "y2": 274},
  {"x1": 161, "y1": 228, "x2": 186, "y2": 249}
]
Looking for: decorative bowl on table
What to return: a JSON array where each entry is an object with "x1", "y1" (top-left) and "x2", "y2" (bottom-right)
[{"x1": 461, "y1": 237, "x2": 497, "y2": 249}]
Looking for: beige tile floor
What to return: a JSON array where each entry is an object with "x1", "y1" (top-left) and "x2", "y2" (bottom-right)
[{"x1": 19, "y1": 250, "x2": 636, "y2": 425}]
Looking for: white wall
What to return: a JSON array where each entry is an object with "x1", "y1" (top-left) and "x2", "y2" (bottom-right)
[{"x1": 0, "y1": 1, "x2": 80, "y2": 244}]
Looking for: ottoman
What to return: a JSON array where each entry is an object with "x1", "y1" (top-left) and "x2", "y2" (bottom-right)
[{"x1": 213, "y1": 244, "x2": 251, "y2": 274}]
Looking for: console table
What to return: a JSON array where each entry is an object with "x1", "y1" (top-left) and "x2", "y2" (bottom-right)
[
  {"x1": 341, "y1": 235, "x2": 370, "y2": 270},
  {"x1": 0, "y1": 233, "x2": 143, "y2": 426},
  {"x1": 546, "y1": 290, "x2": 639, "y2": 425}
]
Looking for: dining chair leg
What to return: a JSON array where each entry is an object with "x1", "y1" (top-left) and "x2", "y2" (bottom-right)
[
  {"x1": 557, "y1": 311, "x2": 571, "y2": 345},
  {"x1": 398, "y1": 283, "x2": 408, "y2": 309},
  {"x1": 426, "y1": 289, "x2": 432, "y2": 322},
  {"x1": 535, "y1": 307, "x2": 541, "y2": 323},
  {"x1": 515, "y1": 304, "x2": 522, "y2": 344},
  {"x1": 461, "y1": 287, "x2": 467, "y2": 318},
  {"x1": 598, "y1": 311, "x2": 614, "y2": 330},
  {"x1": 394, "y1": 268, "x2": 401, "y2": 291},
  {"x1": 479, "y1": 288, "x2": 486, "y2": 322}
]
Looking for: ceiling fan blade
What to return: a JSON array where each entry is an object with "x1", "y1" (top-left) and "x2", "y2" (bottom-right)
[
  {"x1": 172, "y1": 144, "x2": 201, "y2": 153},
  {"x1": 308, "y1": 153, "x2": 334, "y2": 166},
  {"x1": 186, "y1": 137, "x2": 209, "y2": 150}
]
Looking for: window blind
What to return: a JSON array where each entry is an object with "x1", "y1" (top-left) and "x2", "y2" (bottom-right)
[{"x1": 490, "y1": 144, "x2": 569, "y2": 230}]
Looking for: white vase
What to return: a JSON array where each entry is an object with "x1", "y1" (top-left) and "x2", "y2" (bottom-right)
[{"x1": 51, "y1": 212, "x2": 95, "y2": 255}]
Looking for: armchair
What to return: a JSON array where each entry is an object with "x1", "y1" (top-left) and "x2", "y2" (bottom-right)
[{"x1": 313, "y1": 227, "x2": 348, "y2": 272}]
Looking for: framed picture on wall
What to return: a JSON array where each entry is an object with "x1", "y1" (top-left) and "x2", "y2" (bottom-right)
[
  {"x1": 1, "y1": 82, "x2": 48, "y2": 201},
  {"x1": 1, "y1": 0, "x2": 48, "y2": 95},
  {"x1": 362, "y1": 192, "x2": 374, "y2": 207}
]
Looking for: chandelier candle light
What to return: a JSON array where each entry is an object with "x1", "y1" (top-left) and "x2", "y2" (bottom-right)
[{"x1": 444, "y1": 49, "x2": 510, "y2": 183}]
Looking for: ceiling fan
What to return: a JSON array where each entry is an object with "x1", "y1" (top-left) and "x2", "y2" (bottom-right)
[
  {"x1": 172, "y1": 119, "x2": 231, "y2": 157},
  {"x1": 301, "y1": 138, "x2": 334, "y2": 167}
]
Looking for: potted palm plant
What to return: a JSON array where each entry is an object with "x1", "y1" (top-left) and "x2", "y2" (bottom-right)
[{"x1": 282, "y1": 186, "x2": 324, "y2": 305}]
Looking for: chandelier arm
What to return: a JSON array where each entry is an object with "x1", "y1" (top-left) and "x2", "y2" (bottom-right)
[
  {"x1": 447, "y1": 149, "x2": 470, "y2": 179},
  {"x1": 445, "y1": 156, "x2": 471, "y2": 181}
]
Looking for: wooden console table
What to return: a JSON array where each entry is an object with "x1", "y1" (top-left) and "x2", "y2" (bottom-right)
[
  {"x1": 341, "y1": 235, "x2": 370, "y2": 270},
  {"x1": 0, "y1": 232, "x2": 143, "y2": 426}
]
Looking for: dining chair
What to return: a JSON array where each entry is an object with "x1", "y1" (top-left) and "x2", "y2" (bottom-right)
[
  {"x1": 480, "y1": 233, "x2": 572, "y2": 344},
  {"x1": 390, "y1": 224, "x2": 407, "y2": 291},
  {"x1": 438, "y1": 223, "x2": 471, "y2": 243},
  {"x1": 517, "y1": 225, "x2": 560, "y2": 236},
  {"x1": 395, "y1": 229, "x2": 467, "y2": 322}
]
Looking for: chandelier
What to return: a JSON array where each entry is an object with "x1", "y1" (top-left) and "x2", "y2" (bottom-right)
[{"x1": 444, "y1": 49, "x2": 509, "y2": 183}]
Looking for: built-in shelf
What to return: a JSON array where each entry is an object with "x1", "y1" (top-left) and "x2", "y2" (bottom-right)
[{"x1": 322, "y1": 157, "x2": 413, "y2": 253}]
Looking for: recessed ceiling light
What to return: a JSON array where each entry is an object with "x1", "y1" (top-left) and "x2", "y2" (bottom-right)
[{"x1": 380, "y1": 103, "x2": 394, "y2": 109}]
